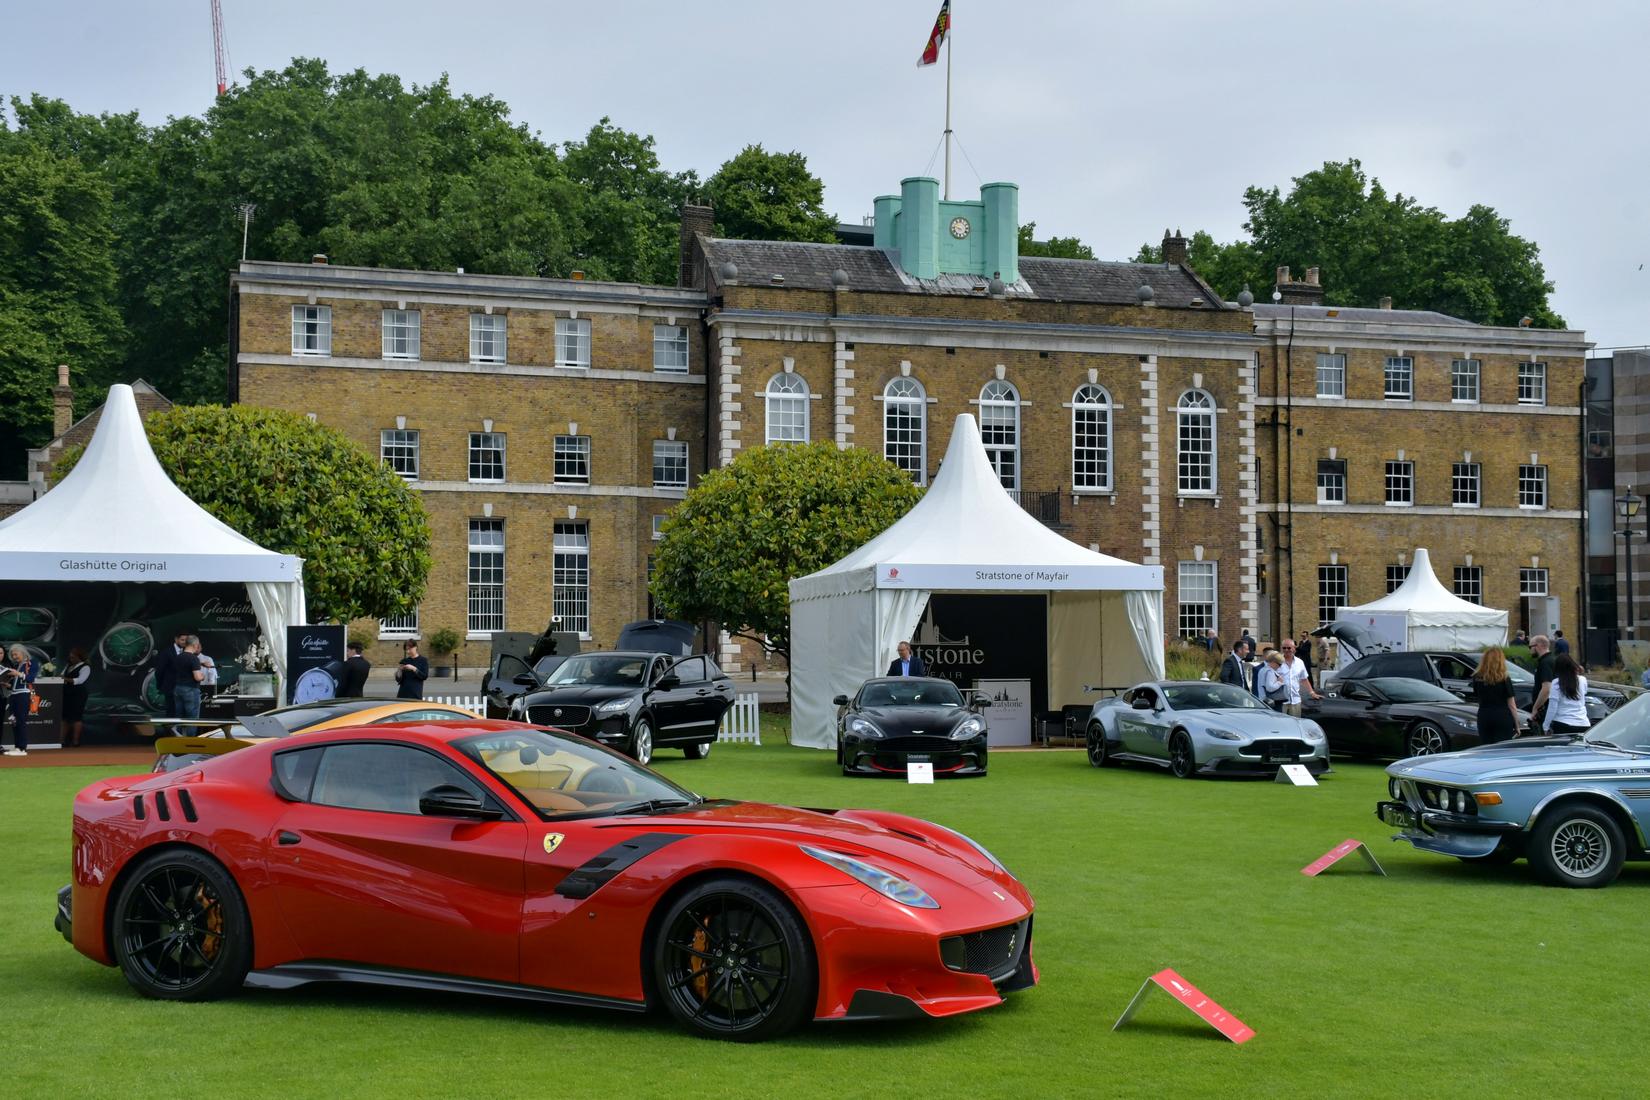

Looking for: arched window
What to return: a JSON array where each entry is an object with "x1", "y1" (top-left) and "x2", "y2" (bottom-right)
[
  {"x1": 883, "y1": 376, "x2": 927, "y2": 483},
  {"x1": 765, "y1": 372, "x2": 809, "y2": 444},
  {"x1": 1072, "y1": 384, "x2": 1112, "y2": 491},
  {"x1": 979, "y1": 379, "x2": 1020, "y2": 490},
  {"x1": 1176, "y1": 389, "x2": 1215, "y2": 494}
]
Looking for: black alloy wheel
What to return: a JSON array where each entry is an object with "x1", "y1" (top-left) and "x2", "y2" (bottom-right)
[
  {"x1": 1168, "y1": 731, "x2": 1196, "y2": 779},
  {"x1": 1405, "y1": 722, "x2": 1448, "y2": 757},
  {"x1": 111, "y1": 848, "x2": 251, "y2": 1001},
  {"x1": 684, "y1": 741, "x2": 712, "y2": 760},
  {"x1": 1528, "y1": 804, "x2": 1625, "y2": 888},
  {"x1": 654, "y1": 877, "x2": 814, "y2": 1041},
  {"x1": 629, "y1": 717, "x2": 655, "y2": 767},
  {"x1": 1086, "y1": 723, "x2": 1112, "y2": 768}
]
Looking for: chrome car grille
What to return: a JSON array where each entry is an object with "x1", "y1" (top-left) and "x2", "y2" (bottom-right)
[
  {"x1": 527, "y1": 704, "x2": 591, "y2": 728},
  {"x1": 940, "y1": 918, "x2": 1029, "y2": 980}
]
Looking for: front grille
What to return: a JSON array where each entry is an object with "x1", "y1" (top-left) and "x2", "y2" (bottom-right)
[
  {"x1": 1417, "y1": 783, "x2": 1477, "y2": 815},
  {"x1": 872, "y1": 752, "x2": 965, "y2": 772},
  {"x1": 528, "y1": 704, "x2": 591, "y2": 728},
  {"x1": 876, "y1": 736, "x2": 959, "y2": 753},
  {"x1": 1241, "y1": 739, "x2": 1310, "y2": 760},
  {"x1": 941, "y1": 918, "x2": 1028, "y2": 980}
]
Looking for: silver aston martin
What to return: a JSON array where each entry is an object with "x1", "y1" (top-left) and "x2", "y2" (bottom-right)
[{"x1": 1085, "y1": 680, "x2": 1330, "y2": 778}]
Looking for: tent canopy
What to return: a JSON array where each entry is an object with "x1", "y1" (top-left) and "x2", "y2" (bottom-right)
[
  {"x1": 0, "y1": 384, "x2": 305, "y2": 680},
  {"x1": 787, "y1": 414, "x2": 1164, "y2": 749},
  {"x1": 1335, "y1": 547, "x2": 1507, "y2": 655}
]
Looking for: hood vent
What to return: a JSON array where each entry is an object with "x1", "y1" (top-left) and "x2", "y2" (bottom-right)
[{"x1": 133, "y1": 794, "x2": 146, "y2": 821}]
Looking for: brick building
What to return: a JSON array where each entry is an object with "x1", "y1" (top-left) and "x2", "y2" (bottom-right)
[{"x1": 229, "y1": 176, "x2": 1590, "y2": 668}]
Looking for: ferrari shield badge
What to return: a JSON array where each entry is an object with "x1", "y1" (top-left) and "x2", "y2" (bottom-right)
[{"x1": 543, "y1": 833, "x2": 565, "y2": 855}]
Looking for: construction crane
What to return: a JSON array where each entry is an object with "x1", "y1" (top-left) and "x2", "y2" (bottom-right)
[{"x1": 211, "y1": 0, "x2": 228, "y2": 96}]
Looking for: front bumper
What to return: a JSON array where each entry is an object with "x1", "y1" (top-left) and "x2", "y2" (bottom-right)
[
  {"x1": 1199, "y1": 738, "x2": 1331, "y2": 776},
  {"x1": 1377, "y1": 799, "x2": 1522, "y2": 857},
  {"x1": 842, "y1": 739, "x2": 987, "y2": 777},
  {"x1": 55, "y1": 884, "x2": 71, "y2": 944}
]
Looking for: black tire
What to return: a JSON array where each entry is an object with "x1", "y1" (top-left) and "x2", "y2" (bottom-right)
[
  {"x1": 653, "y1": 877, "x2": 815, "y2": 1041},
  {"x1": 111, "y1": 848, "x2": 251, "y2": 1001},
  {"x1": 1405, "y1": 722, "x2": 1449, "y2": 758},
  {"x1": 629, "y1": 717, "x2": 655, "y2": 766},
  {"x1": 1086, "y1": 723, "x2": 1113, "y2": 768},
  {"x1": 684, "y1": 741, "x2": 712, "y2": 760},
  {"x1": 1168, "y1": 731, "x2": 1196, "y2": 779},
  {"x1": 1528, "y1": 803, "x2": 1625, "y2": 888}
]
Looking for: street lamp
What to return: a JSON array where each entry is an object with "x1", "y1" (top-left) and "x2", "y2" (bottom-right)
[{"x1": 1617, "y1": 490, "x2": 1644, "y2": 639}]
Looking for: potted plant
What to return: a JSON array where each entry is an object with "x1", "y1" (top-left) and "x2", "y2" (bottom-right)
[{"x1": 428, "y1": 627, "x2": 461, "y2": 678}]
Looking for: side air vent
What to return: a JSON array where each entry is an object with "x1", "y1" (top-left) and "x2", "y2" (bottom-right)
[
  {"x1": 154, "y1": 790, "x2": 171, "y2": 822},
  {"x1": 176, "y1": 788, "x2": 198, "y2": 822},
  {"x1": 133, "y1": 794, "x2": 146, "y2": 821}
]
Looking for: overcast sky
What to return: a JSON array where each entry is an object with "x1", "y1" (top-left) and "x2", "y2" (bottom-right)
[{"x1": 6, "y1": 1, "x2": 1648, "y2": 348}]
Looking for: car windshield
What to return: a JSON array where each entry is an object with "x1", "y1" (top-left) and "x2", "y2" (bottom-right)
[
  {"x1": 456, "y1": 727, "x2": 699, "y2": 819},
  {"x1": 1584, "y1": 693, "x2": 1650, "y2": 752},
  {"x1": 859, "y1": 680, "x2": 964, "y2": 708},
  {"x1": 1366, "y1": 677, "x2": 1462, "y2": 704},
  {"x1": 1503, "y1": 662, "x2": 1533, "y2": 684},
  {"x1": 544, "y1": 654, "x2": 649, "y2": 687},
  {"x1": 1162, "y1": 683, "x2": 1269, "y2": 711}
]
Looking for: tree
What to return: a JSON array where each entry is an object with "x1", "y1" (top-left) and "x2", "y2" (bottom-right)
[
  {"x1": 703, "y1": 145, "x2": 837, "y2": 243},
  {"x1": 53, "y1": 405, "x2": 431, "y2": 624},
  {"x1": 0, "y1": 138, "x2": 126, "y2": 477},
  {"x1": 562, "y1": 117, "x2": 699, "y2": 285},
  {"x1": 1018, "y1": 221, "x2": 1094, "y2": 260},
  {"x1": 1131, "y1": 159, "x2": 1561, "y2": 325},
  {"x1": 651, "y1": 443, "x2": 923, "y2": 659}
]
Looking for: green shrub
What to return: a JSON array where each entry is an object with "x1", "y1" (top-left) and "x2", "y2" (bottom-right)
[
  {"x1": 1502, "y1": 644, "x2": 1535, "y2": 672},
  {"x1": 1165, "y1": 641, "x2": 1222, "y2": 681},
  {"x1": 428, "y1": 627, "x2": 461, "y2": 656}
]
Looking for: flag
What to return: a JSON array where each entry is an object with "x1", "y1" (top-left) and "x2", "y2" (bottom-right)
[{"x1": 918, "y1": 0, "x2": 950, "y2": 67}]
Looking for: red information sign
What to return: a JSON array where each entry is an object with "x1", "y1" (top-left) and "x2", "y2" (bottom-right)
[
  {"x1": 1300, "y1": 838, "x2": 1385, "y2": 877},
  {"x1": 1112, "y1": 967, "x2": 1255, "y2": 1044}
]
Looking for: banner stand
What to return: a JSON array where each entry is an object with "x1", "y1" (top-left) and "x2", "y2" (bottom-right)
[
  {"x1": 1301, "y1": 838, "x2": 1386, "y2": 877},
  {"x1": 1112, "y1": 967, "x2": 1254, "y2": 1044}
]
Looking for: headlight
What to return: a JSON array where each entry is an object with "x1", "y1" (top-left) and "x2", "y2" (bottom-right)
[
  {"x1": 802, "y1": 845, "x2": 939, "y2": 908},
  {"x1": 1301, "y1": 722, "x2": 1324, "y2": 742},
  {"x1": 1206, "y1": 728, "x2": 1243, "y2": 741},
  {"x1": 847, "y1": 717, "x2": 882, "y2": 738},
  {"x1": 596, "y1": 698, "x2": 632, "y2": 715},
  {"x1": 1387, "y1": 776, "x2": 1402, "y2": 799},
  {"x1": 1456, "y1": 716, "x2": 1477, "y2": 731},
  {"x1": 951, "y1": 716, "x2": 985, "y2": 740}
]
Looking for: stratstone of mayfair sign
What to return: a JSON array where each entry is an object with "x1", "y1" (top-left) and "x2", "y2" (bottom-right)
[{"x1": 876, "y1": 562, "x2": 1162, "y2": 591}]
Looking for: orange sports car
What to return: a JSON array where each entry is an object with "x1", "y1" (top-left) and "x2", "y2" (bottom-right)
[{"x1": 152, "y1": 698, "x2": 483, "y2": 773}]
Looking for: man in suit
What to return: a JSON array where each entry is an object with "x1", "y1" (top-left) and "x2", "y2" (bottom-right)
[
  {"x1": 338, "y1": 642, "x2": 372, "y2": 698},
  {"x1": 886, "y1": 641, "x2": 927, "y2": 677},
  {"x1": 1218, "y1": 639, "x2": 1253, "y2": 693}
]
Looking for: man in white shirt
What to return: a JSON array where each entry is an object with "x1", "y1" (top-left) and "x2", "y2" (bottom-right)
[{"x1": 1276, "y1": 638, "x2": 1320, "y2": 717}]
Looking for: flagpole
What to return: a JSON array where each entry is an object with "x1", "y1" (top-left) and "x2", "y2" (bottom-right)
[{"x1": 943, "y1": 10, "x2": 952, "y2": 200}]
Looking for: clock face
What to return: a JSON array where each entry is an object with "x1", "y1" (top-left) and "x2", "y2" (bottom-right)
[{"x1": 949, "y1": 217, "x2": 971, "y2": 239}]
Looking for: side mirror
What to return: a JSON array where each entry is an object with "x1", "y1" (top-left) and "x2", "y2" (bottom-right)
[
  {"x1": 1131, "y1": 697, "x2": 1154, "y2": 710},
  {"x1": 832, "y1": 694, "x2": 850, "y2": 707},
  {"x1": 656, "y1": 673, "x2": 681, "y2": 690},
  {"x1": 973, "y1": 694, "x2": 992, "y2": 708},
  {"x1": 418, "y1": 784, "x2": 503, "y2": 820},
  {"x1": 512, "y1": 673, "x2": 538, "y2": 687}
]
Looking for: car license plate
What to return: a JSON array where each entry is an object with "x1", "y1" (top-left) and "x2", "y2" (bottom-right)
[
  {"x1": 907, "y1": 754, "x2": 930, "y2": 763},
  {"x1": 1378, "y1": 802, "x2": 1415, "y2": 829}
]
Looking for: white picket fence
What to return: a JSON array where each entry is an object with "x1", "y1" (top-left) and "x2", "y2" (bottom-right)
[
  {"x1": 428, "y1": 695, "x2": 486, "y2": 715},
  {"x1": 718, "y1": 692, "x2": 761, "y2": 745}
]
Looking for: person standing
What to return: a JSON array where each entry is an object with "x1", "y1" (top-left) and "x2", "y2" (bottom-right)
[
  {"x1": 1201, "y1": 628, "x2": 1221, "y2": 653},
  {"x1": 151, "y1": 630, "x2": 187, "y2": 724},
  {"x1": 1276, "y1": 638, "x2": 1320, "y2": 718},
  {"x1": 1470, "y1": 649, "x2": 1520, "y2": 743},
  {"x1": 61, "y1": 646, "x2": 91, "y2": 748},
  {"x1": 886, "y1": 641, "x2": 927, "y2": 677},
  {"x1": 3, "y1": 645, "x2": 39, "y2": 756},
  {"x1": 1542, "y1": 654, "x2": 1591, "y2": 736},
  {"x1": 171, "y1": 636, "x2": 205, "y2": 720},
  {"x1": 395, "y1": 640, "x2": 429, "y2": 700},
  {"x1": 1257, "y1": 652, "x2": 1289, "y2": 711},
  {"x1": 1296, "y1": 631, "x2": 1315, "y2": 686},
  {"x1": 1553, "y1": 630, "x2": 1570, "y2": 656},
  {"x1": 1529, "y1": 635, "x2": 1555, "y2": 728},
  {"x1": 1219, "y1": 639, "x2": 1253, "y2": 693},
  {"x1": 338, "y1": 642, "x2": 372, "y2": 698}
]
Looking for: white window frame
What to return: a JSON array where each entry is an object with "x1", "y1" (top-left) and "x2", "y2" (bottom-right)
[
  {"x1": 380, "y1": 428, "x2": 420, "y2": 480},
  {"x1": 555, "y1": 317, "x2": 592, "y2": 369},
  {"x1": 1316, "y1": 458, "x2": 1346, "y2": 505},
  {"x1": 653, "y1": 440, "x2": 689, "y2": 489},
  {"x1": 1453, "y1": 566, "x2": 1483, "y2": 605},
  {"x1": 1518, "y1": 362, "x2": 1547, "y2": 406},
  {"x1": 381, "y1": 309, "x2": 421, "y2": 361},
  {"x1": 883, "y1": 376, "x2": 928, "y2": 485},
  {"x1": 468, "y1": 431, "x2": 506, "y2": 483},
  {"x1": 765, "y1": 372, "x2": 810, "y2": 444},
  {"x1": 1315, "y1": 353, "x2": 1346, "y2": 399},
  {"x1": 1318, "y1": 564, "x2": 1349, "y2": 627},
  {"x1": 1177, "y1": 561, "x2": 1217, "y2": 639},
  {"x1": 467, "y1": 520, "x2": 505, "y2": 637},
  {"x1": 651, "y1": 514, "x2": 667, "y2": 541},
  {"x1": 652, "y1": 324, "x2": 689, "y2": 373},
  {"x1": 378, "y1": 609, "x2": 420, "y2": 640},
  {"x1": 1451, "y1": 462, "x2": 1480, "y2": 508},
  {"x1": 1520, "y1": 567, "x2": 1549, "y2": 596},
  {"x1": 291, "y1": 305, "x2": 331, "y2": 356},
  {"x1": 554, "y1": 435, "x2": 591, "y2": 486},
  {"x1": 553, "y1": 521, "x2": 591, "y2": 637},
  {"x1": 1384, "y1": 356, "x2": 1413, "y2": 400},
  {"x1": 1072, "y1": 384, "x2": 1112, "y2": 493},
  {"x1": 469, "y1": 313, "x2": 507, "y2": 364},
  {"x1": 1518, "y1": 464, "x2": 1548, "y2": 509},
  {"x1": 1176, "y1": 389, "x2": 1216, "y2": 496},
  {"x1": 1384, "y1": 460, "x2": 1414, "y2": 506},
  {"x1": 1450, "y1": 358, "x2": 1480, "y2": 403},
  {"x1": 979, "y1": 380, "x2": 1021, "y2": 491}
]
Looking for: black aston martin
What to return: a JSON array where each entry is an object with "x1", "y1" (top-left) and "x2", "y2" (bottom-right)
[
  {"x1": 833, "y1": 677, "x2": 990, "y2": 777},
  {"x1": 1304, "y1": 675, "x2": 1527, "y2": 759}
]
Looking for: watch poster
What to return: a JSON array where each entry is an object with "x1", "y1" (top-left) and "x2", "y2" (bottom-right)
[{"x1": 285, "y1": 625, "x2": 346, "y2": 704}]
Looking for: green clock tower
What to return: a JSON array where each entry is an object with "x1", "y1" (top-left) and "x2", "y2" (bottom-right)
[{"x1": 871, "y1": 177, "x2": 1020, "y2": 284}]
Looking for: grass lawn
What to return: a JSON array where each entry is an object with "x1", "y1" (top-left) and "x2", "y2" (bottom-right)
[{"x1": 2, "y1": 731, "x2": 1641, "y2": 1099}]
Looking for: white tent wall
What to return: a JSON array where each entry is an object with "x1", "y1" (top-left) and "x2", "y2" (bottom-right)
[
  {"x1": 790, "y1": 582, "x2": 881, "y2": 750},
  {"x1": 1048, "y1": 590, "x2": 1166, "y2": 709},
  {"x1": 247, "y1": 580, "x2": 308, "y2": 690}
]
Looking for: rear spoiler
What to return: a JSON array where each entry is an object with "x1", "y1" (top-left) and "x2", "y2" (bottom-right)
[{"x1": 154, "y1": 735, "x2": 254, "y2": 758}]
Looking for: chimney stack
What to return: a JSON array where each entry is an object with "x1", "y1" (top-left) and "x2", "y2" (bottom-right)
[
  {"x1": 1161, "y1": 227, "x2": 1188, "y2": 266},
  {"x1": 678, "y1": 202, "x2": 715, "y2": 288},
  {"x1": 1379, "y1": 295, "x2": 1393, "y2": 310},
  {"x1": 52, "y1": 364, "x2": 73, "y2": 437},
  {"x1": 1274, "y1": 264, "x2": 1325, "y2": 306},
  {"x1": 311, "y1": 253, "x2": 328, "y2": 265}
]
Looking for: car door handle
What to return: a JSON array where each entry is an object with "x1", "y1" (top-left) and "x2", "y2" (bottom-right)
[
  {"x1": 695, "y1": 689, "x2": 710, "y2": 696},
  {"x1": 277, "y1": 831, "x2": 302, "y2": 846}
]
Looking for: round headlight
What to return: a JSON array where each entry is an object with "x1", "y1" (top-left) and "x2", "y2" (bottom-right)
[
  {"x1": 1388, "y1": 777, "x2": 1401, "y2": 799},
  {"x1": 1456, "y1": 791, "x2": 1470, "y2": 813}
]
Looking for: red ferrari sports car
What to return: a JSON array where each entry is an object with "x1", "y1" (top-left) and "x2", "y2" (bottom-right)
[{"x1": 57, "y1": 719, "x2": 1036, "y2": 1041}]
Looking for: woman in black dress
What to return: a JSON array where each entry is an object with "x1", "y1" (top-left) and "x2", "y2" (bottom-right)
[
  {"x1": 1470, "y1": 648, "x2": 1520, "y2": 743},
  {"x1": 61, "y1": 646, "x2": 91, "y2": 747}
]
